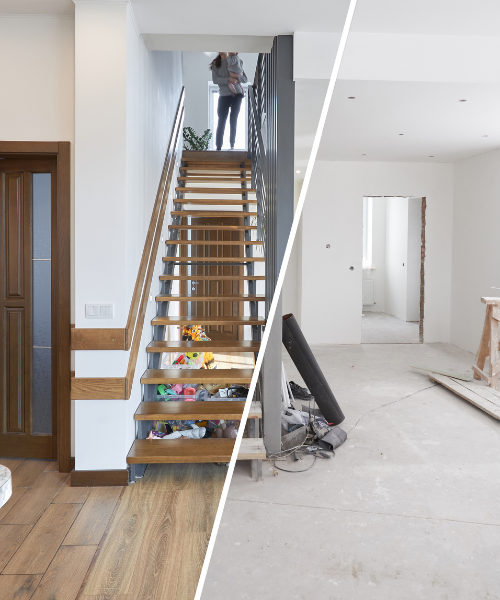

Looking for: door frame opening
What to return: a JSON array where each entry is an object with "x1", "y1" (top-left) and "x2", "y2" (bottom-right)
[{"x1": 0, "y1": 141, "x2": 71, "y2": 472}]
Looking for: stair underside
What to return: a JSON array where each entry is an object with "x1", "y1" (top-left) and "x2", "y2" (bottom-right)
[
  {"x1": 163, "y1": 256, "x2": 263, "y2": 263},
  {"x1": 151, "y1": 315, "x2": 265, "y2": 326},
  {"x1": 155, "y1": 294, "x2": 264, "y2": 302},
  {"x1": 134, "y1": 400, "x2": 246, "y2": 421},
  {"x1": 141, "y1": 368, "x2": 253, "y2": 384},
  {"x1": 160, "y1": 274, "x2": 265, "y2": 281},
  {"x1": 166, "y1": 240, "x2": 262, "y2": 246},
  {"x1": 146, "y1": 340, "x2": 261, "y2": 353}
]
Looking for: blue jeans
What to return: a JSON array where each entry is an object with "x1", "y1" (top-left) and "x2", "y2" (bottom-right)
[{"x1": 216, "y1": 94, "x2": 243, "y2": 150}]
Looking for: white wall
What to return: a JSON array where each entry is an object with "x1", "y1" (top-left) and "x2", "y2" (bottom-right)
[
  {"x1": 451, "y1": 148, "x2": 500, "y2": 354},
  {"x1": 74, "y1": 3, "x2": 183, "y2": 470},
  {"x1": 182, "y1": 51, "x2": 258, "y2": 142},
  {"x1": 298, "y1": 161, "x2": 453, "y2": 344},
  {"x1": 406, "y1": 197, "x2": 422, "y2": 322},
  {"x1": 0, "y1": 13, "x2": 76, "y2": 452},
  {"x1": 363, "y1": 197, "x2": 386, "y2": 312},
  {"x1": 385, "y1": 197, "x2": 408, "y2": 321}
]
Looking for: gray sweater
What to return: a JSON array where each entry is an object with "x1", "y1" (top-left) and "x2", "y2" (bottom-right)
[{"x1": 212, "y1": 56, "x2": 248, "y2": 97}]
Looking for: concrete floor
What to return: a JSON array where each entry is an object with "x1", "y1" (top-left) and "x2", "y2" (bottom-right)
[
  {"x1": 362, "y1": 311, "x2": 420, "y2": 344},
  {"x1": 201, "y1": 343, "x2": 500, "y2": 600}
]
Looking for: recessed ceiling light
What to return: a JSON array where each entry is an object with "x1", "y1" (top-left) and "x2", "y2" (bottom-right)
[
  {"x1": 399, "y1": 134, "x2": 404, "y2": 136},
  {"x1": 348, "y1": 96, "x2": 355, "y2": 99},
  {"x1": 429, "y1": 155, "x2": 434, "y2": 158},
  {"x1": 296, "y1": 170, "x2": 301, "y2": 173},
  {"x1": 459, "y1": 99, "x2": 467, "y2": 102},
  {"x1": 483, "y1": 135, "x2": 488, "y2": 137}
]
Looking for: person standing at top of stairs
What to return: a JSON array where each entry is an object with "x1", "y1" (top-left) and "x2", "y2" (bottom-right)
[{"x1": 210, "y1": 51, "x2": 247, "y2": 150}]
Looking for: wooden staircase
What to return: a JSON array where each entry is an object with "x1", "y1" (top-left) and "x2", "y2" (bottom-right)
[{"x1": 126, "y1": 151, "x2": 265, "y2": 477}]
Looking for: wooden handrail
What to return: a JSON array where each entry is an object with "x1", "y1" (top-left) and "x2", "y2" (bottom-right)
[{"x1": 71, "y1": 88, "x2": 185, "y2": 400}]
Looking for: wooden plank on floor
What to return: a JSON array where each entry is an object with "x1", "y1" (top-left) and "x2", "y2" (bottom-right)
[
  {"x1": 62, "y1": 487, "x2": 122, "y2": 546},
  {"x1": 0, "y1": 488, "x2": 28, "y2": 521},
  {"x1": 30, "y1": 545, "x2": 97, "y2": 600},
  {"x1": 454, "y1": 378, "x2": 500, "y2": 405},
  {"x1": 81, "y1": 484, "x2": 158, "y2": 596},
  {"x1": 52, "y1": 479, "x2": 93, "y2": 504},
  {"x1": 43, "y1": 461, "x2": 59, "y2": 471},
  {"x1": 411, "y1": 365, "x2": 474, "y2": 381},
  {"x1": 430, "y1": 373, "x2": 500, "y2": 420},
  {"x1": 10, "y1": 460, "x2": 47, "y2": 488},
  {"x1": 0, "y1": 458, "x2": 25, "y2": 472},
  {"x1": 175, "y1": 532, "x2": 210, "y2": 600},
  {"x1": 0, "y1": 574, "x2": 42, "y2": 600},
  {"x1": 3, "y1": 503, "x2": 82, "y2": 574},
  {"x1": 0, "y1": 524, "x2": 32, "y2": 571},
  {"x1": 1, "y1": 472, "x2": 69, "y2": 525}
]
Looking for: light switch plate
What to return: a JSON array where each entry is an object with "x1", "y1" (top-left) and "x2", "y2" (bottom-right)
[{"x1": 86, "y1": 304, "x2": 114, "y2": 319}]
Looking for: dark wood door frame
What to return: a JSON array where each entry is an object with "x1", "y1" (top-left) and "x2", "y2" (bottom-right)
[{"x1": 0, "y1": 141, "x2": 71, "y2": 472}]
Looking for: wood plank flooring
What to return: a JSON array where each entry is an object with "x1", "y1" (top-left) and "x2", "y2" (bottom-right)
[
  {"x1": 0, "y1": 458, "x2": 226, "y2": 600},
  {"x1": 0, "y1": 458, "x2": 121, "y2": 600}
]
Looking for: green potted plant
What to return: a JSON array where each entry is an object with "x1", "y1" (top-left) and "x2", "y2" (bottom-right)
[{"x1": 183, "y1": 127, "x2": 213, "y2": 151}]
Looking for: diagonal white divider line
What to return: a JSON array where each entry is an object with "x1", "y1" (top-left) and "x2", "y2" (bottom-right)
[{"x1": 194, "y1": 3, "x2": 359, "y2": 597}]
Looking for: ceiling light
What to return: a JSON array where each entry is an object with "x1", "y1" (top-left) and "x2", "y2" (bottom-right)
[
  {"x1": 362, "y1": 154, "x2": 366, "y2": 156},
  {"x1": 399, "y1": 134, "x2": 404, "y2": 136},
  {"x1": 459, "y1": 99, "x2": 467, "y2": 102},
  {"x1": 296, "y1": 170, "x2": 301, "y2": 173},
  {"x1": 483, "y1": 135, "x2": 488, "y2": 137},
  {"x1": 429, "y1": 155, "x2": 434, "y2": 158},
  {"x1": 348, "y1": 96, "x2": 355, "y2": 99}
]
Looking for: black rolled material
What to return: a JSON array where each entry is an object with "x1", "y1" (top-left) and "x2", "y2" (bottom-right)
[{"x1": 282, "y1": 313, "x2": 345, "y2": 426}]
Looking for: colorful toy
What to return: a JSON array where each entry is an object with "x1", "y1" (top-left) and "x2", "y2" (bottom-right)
[{"x1": 180, "y1": 325, "x2": 216, "y2": 369}]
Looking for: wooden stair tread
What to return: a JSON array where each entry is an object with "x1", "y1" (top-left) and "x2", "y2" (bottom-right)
[
  {"x1": 146, "y1": 340, "x2": 261, "y2": 353},
  {"x1": 171, "y1": 211, "x2": 255, "y2": 217},
  {"x1": 161, "y1": 274, "x2": 265, "y2": 281},
  {"x1": 182, "y1": 161, "x2": 251, "y2": 167},
  {"x1": 178, "y1": 177, "x2": 251, "y2": 183},
  {"x1": 180, "y1": 167, "x2": 251, "y2": 173},
  {"x1": 175, "y1": 199, "x2": 256, "y2": 205},
  {"x1": 134, "y1": 400, "x2": 246, "y2": 421},
  {"x1": 155, "y1": 294, "x2": 265, "y2": 301},
  {"x1": 176, "y1": 187, "x2": 256, "y2": 194},
  {"x1": 166, "y1": 240, "x2": 262, "y2": 246},
  {"x1": 168, "y1": 225, "x2": 257, "y2": 230},
  {"x1": 238, "y1": 437, "x2": 266, "y2": 460},
  {"x1": 152, "y1": 315, "x2": 265, "y2": 326},
  {"x1": 162, "y1": 256, "x2": 264, "y2": 262},
  {"x1": 141, "y1": 368, "x2": 254, "y2": 384},
  {"x1": 127, "y1": 438, "x2": 235, "y2": 464}
]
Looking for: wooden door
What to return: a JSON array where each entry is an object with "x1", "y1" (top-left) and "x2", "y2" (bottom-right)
[
  {"x1": 0, "y1": 158, "x2": 56, "y2": 459},
  {"x1": 181, "y1": 216, "x2": 244, "y2": 342}
]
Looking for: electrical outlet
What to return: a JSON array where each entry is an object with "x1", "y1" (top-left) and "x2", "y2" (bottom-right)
[{"x1": 86, "y1": 304, "x2": 114, "y2": 319}]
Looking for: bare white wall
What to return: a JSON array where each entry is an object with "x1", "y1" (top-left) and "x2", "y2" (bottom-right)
[
  {"x1": 363, "y1": 197, "x2": 386, "y2": 312},
  {"x1": 299, "y1": 161, "x2": 453, "y2": 344},
  {"x1": 74, "y1": 3, "x2": 183, "y2": 470},
  {"x1": 385, "y1": 197, "x2": 408, "y2": 321},
  {"x1": 451, "y1": 148, "x2": 500, "y2": 354},
  {"x1": 406, "y1": 197, "x2": 422, "y2": 322}
]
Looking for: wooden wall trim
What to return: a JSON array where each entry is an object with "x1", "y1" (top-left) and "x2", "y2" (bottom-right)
[
  {"x1": 71, "y1": 469, "x2": 129, "y2": 487},
  {"x1": 71, "y1": 377, "x2": 126, "y2": 400},
  {"x1": 71, "y1": 328, "x2": 126, "y2": 350},
  {"x1": 0, "y1": 141, "x2": 60, "y2": 154}
]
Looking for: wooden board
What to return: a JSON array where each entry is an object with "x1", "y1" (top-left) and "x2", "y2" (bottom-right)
[
  {"x1": 134, "y1": 401, "x2": 245, "y2": 421},
  {"x1": 71, "y1": 328, "x2": 126, "y2": 351},
  {"x1": 0, "y1": 524, "x2": 33, "y2": 570},
  {"x1": 163, "y1": 256, "x2": 263, "y2": 263},
  {"x1": 172, "y1": 211, "x2": 254, "y2": 217},
  {"x1": 62, "y1": 487, "x2": 122, "y2": 546},
  {"x1": 3, "y1": 503, "x2": 82, "y2": 574},
  {"x1": 177, "y1": 178, "x2": 251, "y2": 183},
  {"x1": 248, "y1": 400, "x2": 262, "y2": 420},
  {"x1": 141, "y1": 368, "x2": 253, "y2": 385},
  {"x1": 127, "y1": 438, "x2": 235, "y2": 464},
  {"x1": 175, "y1": 199, "x2": 256, "y2": 205},
  {"x1": 151, "y1": 315, "x2": 265, "y2": 326},
  {"x1": 161, "y1": 274, "x2": 265, "y2": 281},
  {"x1": 71, "y1": 377, "x2": 126, "y2": 400},
  {"x1": 169, "y1": 224, "x2": 257, "y2": 231},
  {"x1": 166, "y1": 239, "x2": 262, "y2": 245},
  {"x1": 146, "y1": 340, "x2": 260, "y2": 353},
  {"x1": 411, "y1": 365, "x2": 474, "y2": 381},
  {"x1": 0, "y1": 574, "x2": 42, "y2": 600},
  {"x1": 238, "y1": 438, "x2": 266, "y2": 460},
  {"x1": 156, "y1": 294, "x2": 264, "y2": 302},
  {"x1": 176, "y1": 187, "x2": 256, "y2": 194},
  {"x1": 430, "y1": 373, "x2": 500, "y2": 419},
  {"x1": 10, "y1": 460, "x2": 47, "y2": 488}
]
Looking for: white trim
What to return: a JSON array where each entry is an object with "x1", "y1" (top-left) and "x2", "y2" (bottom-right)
[{"x1": 0, "y1": 13, "x2": 75, "y2": 19}]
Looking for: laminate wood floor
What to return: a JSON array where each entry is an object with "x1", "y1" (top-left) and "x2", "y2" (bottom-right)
[{"x1": 0, "y1": 460, "x2": 225, "y2": 600}]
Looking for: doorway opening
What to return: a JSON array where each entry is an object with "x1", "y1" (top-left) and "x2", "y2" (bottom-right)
[{"x1": 361, "y1": 196, "x2": 426, "y2": 344}]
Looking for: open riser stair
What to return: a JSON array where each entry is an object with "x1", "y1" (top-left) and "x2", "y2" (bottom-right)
[{"x1": 127, "y1": 151, "x2": 266, "y2": 478}]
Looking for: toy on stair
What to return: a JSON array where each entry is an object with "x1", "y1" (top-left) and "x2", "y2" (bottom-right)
[
  {"x1": 180, "y1": 325, "x2": 216, "y2": 369},
  {"x1": 210, "y1": 420, "x2": 239, "y2": 439},
  {"x1": 147, "y1": 423, "x2": 206, "y2": 440}
]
